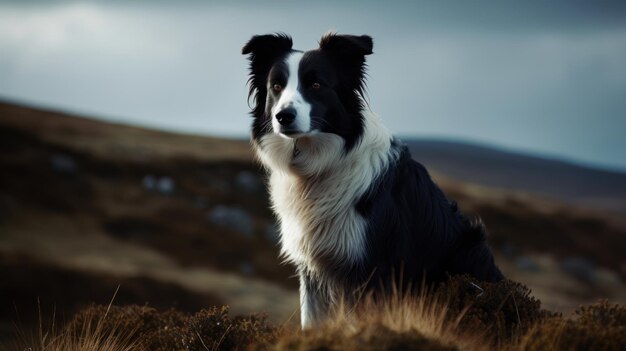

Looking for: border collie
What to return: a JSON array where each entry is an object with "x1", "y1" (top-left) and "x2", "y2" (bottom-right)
[{"x1": 242, "y1": 33, "x2": 503, "y2": 328}]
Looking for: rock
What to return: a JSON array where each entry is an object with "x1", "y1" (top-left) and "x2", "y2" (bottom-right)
[
  {"x1": 560, "y1": 257, "x2": 597, "y2": 283},
  {"x1": 500, "y1": 242, "x2": 517, "y2": 259},
  {"x1": 210, "y1": 179, "x2": 231, "y2": 193},
  {"x1": 157, "y1": 176, "x2": 175, "y2": 195},
  {"x1": 142, "y1": 175, "x2": 157, "y2": 191},
  {"x1": 50, "y1": 153, "x2": 77, "y2": 174},
  {"x1": 142, "y1": 175, "x2": 175, "y2": 195},
  {"x1": 595, "y1": 268, "x2": 621, "y2": 285},
  {"x1": 208, "y1": 205, "x2": 253, "y2": 237},
  {"x1": 235, "y1": 171, "x2": 263, "y2": 193},
  {"x1": 515, "y1": 256, "x2": 540, "y2": 272},
  {"x1": 192, "y1": 196, "x2": 208, "y2": 209},
  {"x1": 240, "y1": 262, "x2": 254, "y2": 275}
]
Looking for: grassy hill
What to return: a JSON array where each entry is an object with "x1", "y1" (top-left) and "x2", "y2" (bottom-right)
[{"x1": 1, "y1": 100, "x2": 625, "y2": 349}]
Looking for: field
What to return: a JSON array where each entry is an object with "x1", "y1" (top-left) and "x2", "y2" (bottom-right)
[{"x1": 1, "y1": 101, "x2": 625, "y2": 349}]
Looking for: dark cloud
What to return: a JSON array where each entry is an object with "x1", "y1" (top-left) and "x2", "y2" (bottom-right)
[{"x1": 0, "y1": 1, "x2": 624, "y2": 170}]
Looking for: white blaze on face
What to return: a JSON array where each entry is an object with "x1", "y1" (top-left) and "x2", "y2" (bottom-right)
[{"x1": 271, "y1": 52, "x2": 311, "y2": 136}]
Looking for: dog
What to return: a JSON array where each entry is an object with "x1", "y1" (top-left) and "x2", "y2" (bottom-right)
[{"x1": 242, "y1": 33, "x2": 504, "y2": 328}]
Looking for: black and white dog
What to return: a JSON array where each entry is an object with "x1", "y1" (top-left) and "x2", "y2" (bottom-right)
[{"x1": 242, "y1": 33, "x2": 503, "y2": 328}]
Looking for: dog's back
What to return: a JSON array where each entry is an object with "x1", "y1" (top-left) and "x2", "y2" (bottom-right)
[{"x1": 356, "y1": 142, "x2": 504, "y2": 287}]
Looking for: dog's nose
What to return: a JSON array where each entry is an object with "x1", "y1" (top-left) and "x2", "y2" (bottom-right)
[{"x1": 276, "y1": 108, "x2": 296, "y2": 126}]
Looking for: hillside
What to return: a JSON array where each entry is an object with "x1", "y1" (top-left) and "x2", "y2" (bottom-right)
[
  {"x1": 1, "y1": 100, "x2": 625, "y2": 347},
  {"x1": 405, "y1": 139, "x2": 626, "y2": 213}
]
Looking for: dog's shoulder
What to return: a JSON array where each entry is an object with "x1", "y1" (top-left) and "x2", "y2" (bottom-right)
[
  {"x1": 355, "y1": 139, "x2": 439, "y2": 217},
  {"x1": 357, "y1": 139, "x2": 503, "y2": 282}
]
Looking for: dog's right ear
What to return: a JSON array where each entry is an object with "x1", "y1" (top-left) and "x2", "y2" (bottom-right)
[
  {"x1": 242, "y1": 34, "x2": 293, "y2": 117},
  {"x1": 242, "y1": 33, "x2": 293, "y2": 58}
]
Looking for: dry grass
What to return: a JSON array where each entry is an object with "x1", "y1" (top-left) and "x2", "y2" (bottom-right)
[
  {"x1": 10, "y1": 297, "x2": 141, "y2": 351},
  {"x1": 274, "y1": 276, "x2": 551, "y2": 351},
  {"x1": 13, "y1": 277, "x2": 623, "y2": 351},
  {"x1": 9, "y1": 303, "x2": 278, "y2": 351},
  {"x1": 273, "y1": 285, "x2": 482, "y2": 351},
  {"x1": 66, "y1": 306, "x2": 277, "y2": 351}
]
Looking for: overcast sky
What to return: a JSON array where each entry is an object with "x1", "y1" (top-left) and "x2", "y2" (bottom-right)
[{"x1": 1, "y1": 1, "x2": 625, "y2": 171}]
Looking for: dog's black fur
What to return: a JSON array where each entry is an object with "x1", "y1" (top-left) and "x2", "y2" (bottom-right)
[
  {"x1": 243, "y1": 33, "x2": 503, "y2": 328},
  {"x1": 355, "y1": 140, "x2": 504, "y2": 286}
]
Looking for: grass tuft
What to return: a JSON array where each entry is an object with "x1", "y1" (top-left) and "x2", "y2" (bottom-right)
[{"x1": 11, "y1": 304, "x2": 140, "y2": 351}]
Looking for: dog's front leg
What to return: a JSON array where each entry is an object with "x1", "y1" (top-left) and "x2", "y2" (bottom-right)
[{"x1": 299, "y1": 271, "x2": 331, "y2": 329}]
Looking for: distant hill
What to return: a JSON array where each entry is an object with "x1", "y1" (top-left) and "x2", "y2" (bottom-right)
[
  {"x1": 404, "y1": 139, "x2": 626, "y2": 213},
  {"x1": 0, "y1": 100, "x2": 253, "y2": 163}
]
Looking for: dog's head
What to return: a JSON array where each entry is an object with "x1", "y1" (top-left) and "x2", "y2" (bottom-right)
[{"x1": 243, "y1": 33, "x2": 373, "y2": 159}]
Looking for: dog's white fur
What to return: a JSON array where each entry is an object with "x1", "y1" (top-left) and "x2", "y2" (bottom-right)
[
  {"x1": 255, "y1": 109, "x2": 397, "y2": 326},
  {"x1": 270, "y1": 52, "x2": 311, "y2": 136},
  {"x1": 255, "y1": 108, "x2": 396, "y2": 273}
]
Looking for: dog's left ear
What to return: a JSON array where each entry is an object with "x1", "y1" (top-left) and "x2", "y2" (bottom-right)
[
  {"x1": 319, "y1": 33, "x2": 373, "y2": 94},
  {"x1": 319, "y1": 33, "x2": 373, "y2": 57}
]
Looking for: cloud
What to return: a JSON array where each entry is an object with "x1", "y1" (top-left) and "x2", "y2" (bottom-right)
[
  {"x1": 368, "y1": 29, "x2": 626, "y2": 166},
  {"x1": 0, "y1": 1, "x2": 624, "y2": 170}
]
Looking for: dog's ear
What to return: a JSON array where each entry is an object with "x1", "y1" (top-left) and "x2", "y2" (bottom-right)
[
  {"x1": 319, "y1": 33, "x2": 373, "y2": 57},
  {"x1": 319, "y1": 33, "x2": 373, "y2": 100},
  {"x1": 242, "y1": 33, "x2": 293, "y2": 117},
  {"x1": 242, "y1": 33, "x2": 293, "y2": 58}
]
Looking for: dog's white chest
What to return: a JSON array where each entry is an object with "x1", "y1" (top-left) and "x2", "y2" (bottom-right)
[
  {"x1": 256, "y1": 110, "x2": 396, "y2": 274},
  {"x1": 269, "y1": 172, "x2": 368, "y2": 271}
]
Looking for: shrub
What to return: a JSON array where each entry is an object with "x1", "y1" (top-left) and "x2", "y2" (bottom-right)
[
  {"x1": 67, "y1": 305, "x2": 278, "y2": 351},
  {"x1": 517, "y1": 300, "x2": 626, "y2": 351},
  {"x1": 433, "y1": 275, "x2": 557, "y2": 344}
]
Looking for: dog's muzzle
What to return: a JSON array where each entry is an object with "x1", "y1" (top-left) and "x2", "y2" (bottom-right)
[{"x1": 275, "y1": 107, "x2": 303, "y2": 137}]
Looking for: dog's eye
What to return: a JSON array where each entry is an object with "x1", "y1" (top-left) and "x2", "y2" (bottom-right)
[
  {"x1": 312, "y1": 82, "x2": 321, "y2": 90},
  {"x1": 272, "y1": 84, "x2": 283, "y2": 92}
]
